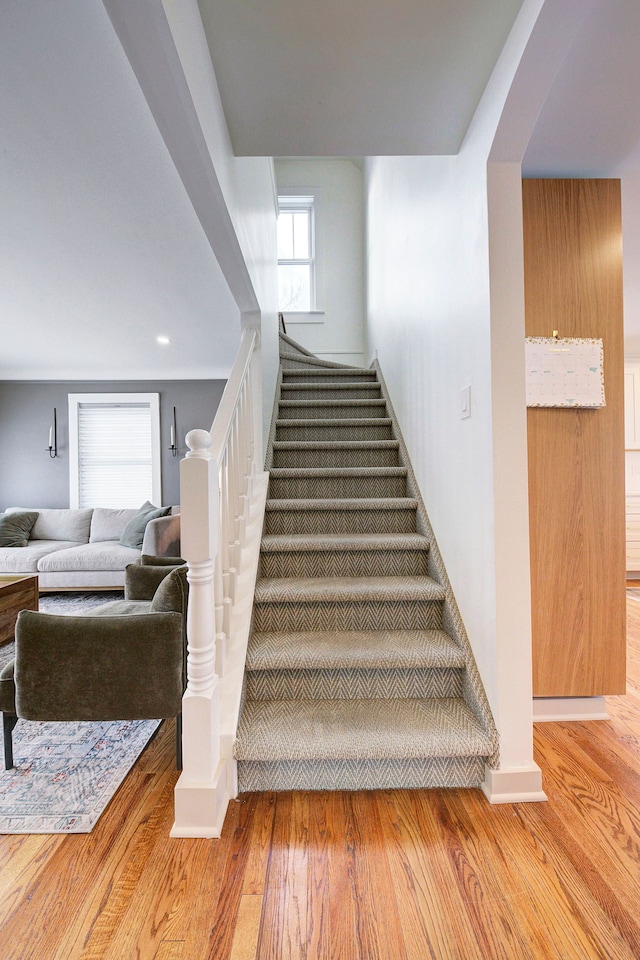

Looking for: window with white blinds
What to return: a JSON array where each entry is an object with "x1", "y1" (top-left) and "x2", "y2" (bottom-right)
[{"x1": 68, "y1": 394, "x2": 161, "y2": 508}]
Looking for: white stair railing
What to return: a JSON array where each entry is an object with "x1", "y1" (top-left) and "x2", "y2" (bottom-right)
[{"x1": 172, "y1": 326, "x2": 262, "y2": 838}]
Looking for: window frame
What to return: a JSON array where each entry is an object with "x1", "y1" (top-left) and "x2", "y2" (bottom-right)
[
  {"x1": 68, "y1": 392, "x2": 162, "y2": 509},
  {"x1": 277, "y1": 193, "x2": 321, "y2": 313}
]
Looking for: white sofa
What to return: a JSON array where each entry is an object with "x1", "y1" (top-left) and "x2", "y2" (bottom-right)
[{"x1": 0, "y1": 506, "x2": 181, "y2": 589}]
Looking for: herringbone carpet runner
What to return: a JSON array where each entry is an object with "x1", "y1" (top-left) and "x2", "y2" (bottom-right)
[{"x1": 234, "y1": 332, "x2": 498, "y2": 791}]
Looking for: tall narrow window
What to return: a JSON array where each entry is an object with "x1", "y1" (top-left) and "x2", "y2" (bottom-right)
[
  {"x1": 68, "y1": 393, "x2": 161, "y2": 508},
  {"x1": 277, "y1": 196, "x2": 315, "y2": 311}
]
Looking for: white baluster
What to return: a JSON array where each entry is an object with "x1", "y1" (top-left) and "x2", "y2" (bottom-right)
[{"x1": 227, "y1": 415, "x2": 241, "y2": 596}]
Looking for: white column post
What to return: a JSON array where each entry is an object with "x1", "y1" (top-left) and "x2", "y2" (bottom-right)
[{"x1": 172, "y1": 428, "x2": 228, "y2": 837}]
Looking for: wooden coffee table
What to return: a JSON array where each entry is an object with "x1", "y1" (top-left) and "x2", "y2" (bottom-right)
[{"x1": 0, "y1": 575, "x2": 39, "y2": 646}]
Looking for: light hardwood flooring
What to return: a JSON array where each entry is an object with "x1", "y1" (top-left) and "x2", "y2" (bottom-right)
[{"x1": 1, "y1": 600, "x2": 639, "y2": 959}]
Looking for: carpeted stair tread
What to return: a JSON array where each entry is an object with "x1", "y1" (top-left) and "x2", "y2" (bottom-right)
[
  {"x1": 266, "y1": 497, "x2": 417, "y2": 512},
  {"x1": 278, "y1": 398, "x2": 387, "y2": 407},
  {"x1": 273, "y1": 440, "x2": 399, "y2": 451},
  {"x1": 246, "y1": 629, "x2": 464, "y2": 671},
  {"x1": 280, "y1": 382, "x2": 381, "y2": 392},
  {"x1": 278, "y1": 398, "x2": 388, "y2": 410},
  {"x1": 254, "y1": 575, "x2": 445, "y2": 604},
  {"x1": 234, "y1": 697, "x2": 493, "y2": 761},
  {"x1": 282, "y1": 367, "x2": 376, "y2": 378},
  {"x1": 275, "y1": 421, "x2": 394, "y2": 442},
  {"x1": 276, "y1": 417, "x2": 393, "y2": 428},
  {"x1": 260, "y1": 533, "x2": 429, "y2": 553},
  {"x1": 268, "y1": 466, "x2": 407, "y2": 479}
]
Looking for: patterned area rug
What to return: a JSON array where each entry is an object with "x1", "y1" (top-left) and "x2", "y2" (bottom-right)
[
  {"x1": 39, "y1": 590, "x2": 124, "y2": 612},
  {"x1": 0, "y1": 590, "x2": 160, "y2": 834},
  {"x1": 0, "y1": 718, "x2": 160, "y2": 833}
]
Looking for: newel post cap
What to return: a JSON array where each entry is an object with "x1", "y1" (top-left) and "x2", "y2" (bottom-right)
[{"x1": 185, "y1": 429, "x2": 212, "y2": 459}]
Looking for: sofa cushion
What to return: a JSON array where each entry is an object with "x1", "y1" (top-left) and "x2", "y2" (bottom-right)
[
  {"x1": 120, "y1": 502, "x2": 171, "y2": 550},
  {"x1": 89, "y1": 507, "x2": 137, "y2": 543},
  {"x1": 6, "y1": 508, "x2": 93, "y2": 543},
  {"x1": 37, "y1": 541, "x2": 141, "y2": 573},
  {"x1": 0, "y1": 541, "x2": 81, "y2": 573},
  {"x1": 0, "y1": 511, "x2": 39, "y2": 547}
]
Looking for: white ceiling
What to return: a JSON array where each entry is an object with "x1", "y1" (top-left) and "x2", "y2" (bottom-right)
[
  {"x1": 4, "y1": 0, "x2": 640, "y2": 382},
  {"x1": 0, "y1": 0, "x2": 241, "y2": 381},
  {"x1": 196, "y1": 0, "x2": 524, "y2": 157},
  {"x1": 523, "y1": 0, "x2": 640, "y2": 177}
]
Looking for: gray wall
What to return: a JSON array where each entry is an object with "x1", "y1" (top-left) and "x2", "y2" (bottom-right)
[{"x1": 0, "y1": 380, "x2": 226, "y2": 510}]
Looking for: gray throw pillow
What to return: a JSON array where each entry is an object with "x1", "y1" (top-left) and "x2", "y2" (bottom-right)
[
  {"x1": 0, "y1": 511, "x2": 39, "y2": 547},
  {"x1": 119, "y1": 501, "x2": 171, "y2": 550}
]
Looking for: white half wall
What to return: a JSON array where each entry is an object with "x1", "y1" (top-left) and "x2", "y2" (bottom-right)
[{"x1": 275, "y1": 159, "x2": 366, "y2": 366}]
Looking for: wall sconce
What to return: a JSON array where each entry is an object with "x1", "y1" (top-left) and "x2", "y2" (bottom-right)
[
  {"x1": 48, "y1": 408, "x2": 58, "y2": 458},
  {"x1": 169, "y1": 406, "x2": 178, "y2": 457}
]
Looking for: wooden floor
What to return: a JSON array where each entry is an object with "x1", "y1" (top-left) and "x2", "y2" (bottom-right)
[{"x1": 1, "y1": 604, "x2": 639, "y2": 959}]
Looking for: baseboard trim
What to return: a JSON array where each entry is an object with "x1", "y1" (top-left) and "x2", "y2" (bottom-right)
[
  {"x1": 533, "y1": 696, "x2": 609, "y2": 722},
  {"x1": 481, "y1": 763, "x2": 547, "y2": 804}
]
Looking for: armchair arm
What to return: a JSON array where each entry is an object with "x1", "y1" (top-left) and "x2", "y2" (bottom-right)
[
  {"x1": 124, "y1": 562, "x2": 182, "y2": 601},
  {"x1": 142, "y1": 512, "x2": 181, "y2": 558},
  {"x1": 14, "y1": 610, "x2": 184, "y2": 722}
]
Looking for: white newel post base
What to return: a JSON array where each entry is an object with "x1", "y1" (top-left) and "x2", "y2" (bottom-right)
[
  {"x1": 481, "y1": 762, "x2": 547, "y2": 804},
  {"x1": 171, "y1": 680, "x2": 231, "y2": 838}
]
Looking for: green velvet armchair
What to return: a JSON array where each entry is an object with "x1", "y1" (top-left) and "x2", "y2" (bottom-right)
[{"x1": 1, "y1": 561, "x2": 188, "y2": 771}]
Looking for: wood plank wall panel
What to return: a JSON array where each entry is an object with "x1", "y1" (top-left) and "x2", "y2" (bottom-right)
[{"x1": 523, "y1": 178, "x2": 626, "y2": 697}]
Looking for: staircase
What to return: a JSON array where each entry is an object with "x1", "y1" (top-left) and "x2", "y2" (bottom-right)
[{"x1": 233, "y1": 332, "x2": 498, "y2": 792}]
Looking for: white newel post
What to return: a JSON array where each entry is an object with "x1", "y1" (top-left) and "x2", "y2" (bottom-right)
[
  {"x1": 171, "y1": 428, "x2": 227, "y2": 837},
  {"x1": 171, "y1": 327, "x2": 264, "y2": 838}
]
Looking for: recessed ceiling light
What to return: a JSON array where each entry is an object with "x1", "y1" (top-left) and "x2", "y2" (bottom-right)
[{"x1": 156, "y1": 336, "x2": 171, "y2": 345}]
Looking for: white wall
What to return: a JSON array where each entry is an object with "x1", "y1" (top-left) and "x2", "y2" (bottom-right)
[
  {"x1": 366, "y1": 0, "x2": 592, "y2": 785},
  {"x1": 366, "y1": 150, "x2": 503, "y2": 721},
  {"x1": 275, "y1": 159, "x2": 366, "y2": 366},
  {"x1": 366, "y1": 0, "x2": 583, "y2": 783},
  {"x1": 161, "y1": 0, "x2": 279, "y2": 453},
  {"x1": 234, "y1": 158, "x2": 279, "y2": 450}
]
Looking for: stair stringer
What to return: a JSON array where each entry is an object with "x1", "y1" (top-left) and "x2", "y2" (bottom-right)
[
  {"x1": 372, "y1": 359, "x2": 499, "y2": 768},
  {"x1": 264, "y1": 360, "x2": 284, "y2": 471}
]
